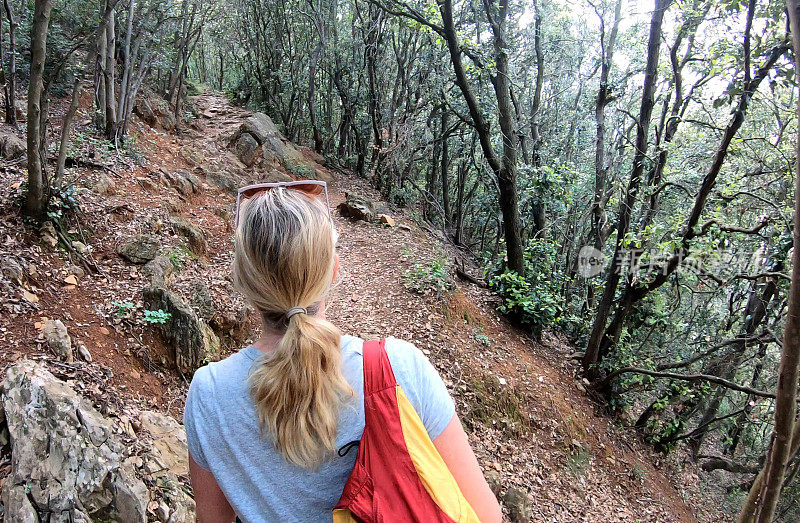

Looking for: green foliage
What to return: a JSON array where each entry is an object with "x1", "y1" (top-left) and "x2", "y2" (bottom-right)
[
  {"x1": 402, "y1": 257, "x2": 452, "y2": 296},
  {"x1": 169, "y1": 246, "x2": 195, "y2": 270},
  {"x1": 142, "y1": 309, "x2": 173, "y2": 324},
  {"x1": 112, "y1": 301, "x2": 136, "y2": 318}
]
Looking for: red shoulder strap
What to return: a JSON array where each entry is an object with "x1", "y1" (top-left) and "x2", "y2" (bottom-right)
[{"x1": 362, "y1": 339, "x2": 397, "y2": 394}]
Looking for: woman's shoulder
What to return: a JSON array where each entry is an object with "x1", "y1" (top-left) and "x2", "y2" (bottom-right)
[{"x1": 188, "y1": 346, "x2": 257, "y2": 394}]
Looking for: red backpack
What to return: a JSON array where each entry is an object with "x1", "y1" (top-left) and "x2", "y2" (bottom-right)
[{"x1": 332, "y1": 340, "x2": 480, "y2": 522}]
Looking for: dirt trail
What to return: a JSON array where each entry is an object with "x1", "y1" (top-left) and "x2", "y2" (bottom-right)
[{"x1": 0, "y1": 92, "x2": 715, "y2": 521}]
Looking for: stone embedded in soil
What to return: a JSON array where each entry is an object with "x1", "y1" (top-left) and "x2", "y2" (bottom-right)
[
  {"x1": 1, "y1": 255, "x2": 24, "y2": 282},
  {"x1": 138, "y1": 410, "x2": 190, "y2": 478},
  {"x1": 142, "y1": 284, "x2": 220, "y2": 374},
  {"x1": 337, "y1": 193, "x2": 376, "y2": 223},
  {"x1": 0, "y1": 129, "x2": 26, "y2": 159},
  {"x1": 169, "y1": 216, "x2": 208, "y2": 255},
  {"x1": 501, "y1": 487, "x2": 532, "y2": 523},
  {"x1": 42, "y1": 319, "x2": 73, "y2": 363},
  {"x1": 40, "y1": 221, "x2": 58, "y2": 248},
  {"x1": 118, "y1": 234, "x2": 161, "y2": 264},
  {"x1": 1, "y1": 360, "x2": 148, "y2": 522},
  {"x1": 378, "y1": 214, "x2": 395, "y2": 227},
  {"x1": 94, "y1": 172, "x2": 116, "y2": 195}
]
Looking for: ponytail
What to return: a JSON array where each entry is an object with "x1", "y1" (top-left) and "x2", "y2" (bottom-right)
[{"x1": 232, "y1": 188, "x2": 352, "y2": 469}]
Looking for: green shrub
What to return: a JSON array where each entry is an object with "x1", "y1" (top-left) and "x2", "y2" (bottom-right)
[
  {"x1": 142, "y1": 309, "x2": 172, "y2": 324},
  {"x1": 403, "y1": 257, "x2": 452, "y2": 296},
  {"x1": 490, "y1": 270, "x2": 561, "y2": 339}
]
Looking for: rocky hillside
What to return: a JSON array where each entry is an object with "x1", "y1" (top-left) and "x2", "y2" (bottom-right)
[{"x1": 0, "y1": 91, "x2": 718, "y2": 521}]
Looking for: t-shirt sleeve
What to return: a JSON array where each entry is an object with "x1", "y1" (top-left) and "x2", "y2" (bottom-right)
[
  {"x1": 183, "y1": 368, "x2": 211, "y2": 471},
  {"x1": 387, "y1": 338, "x2": 456, "y2": 441}
]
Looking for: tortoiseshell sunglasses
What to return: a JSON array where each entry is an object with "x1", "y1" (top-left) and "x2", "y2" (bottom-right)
[{"x1": 234, "y1": 180, "x2": 332, "y2": 228}]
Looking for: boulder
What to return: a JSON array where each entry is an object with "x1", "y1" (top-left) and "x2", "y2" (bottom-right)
[
  {"x1": 143, "y1": 255, "x2": 175, "y2": 288},
  {"x1": 205, "y1": 168, "x2": 240, "y2": 196},
  {"x1": 134, "y1": 89, "x2": 176, "y2": 131},
  {"x1": 0, "y1": 130, "x2": 25, "y2": 159},
  {"x1": 235, "y1": 133, "x2": 260, "y2": 167},
  {"x1": 138, "y1": 411, "x2": 189, "y2": 477},
  {"x1": 118, "y1": 234, "x2": 161, "y2": 264},
  {"x1": 2, "y1": 485, "x2": 39, "y2": 523},
  {"x1": 1, "y1": 360, "x2": 148, "y2": 522},
  {"x1": 169, "y1": 216, "x2": 208, "y2": 255},
  {"x1": 142, "y1": 285, "x2": 220, "y2": 374},
  {"x1": 236, "y1": 113, "x2": 279, "y2": 144},
  {"x1": 337, "y1": 193, "x2": 376, "y2": 222},
  {"x1": 262, "y1": 170, "x2": 293, "y2": 184},
  {"x1": 191, "y1": 281, "x2": 215, "y2": 320},
  {"x1": 42, "y1": 319, "x2": 73, "y2": 363}
]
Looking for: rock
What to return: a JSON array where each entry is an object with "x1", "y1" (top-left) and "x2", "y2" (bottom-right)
[
  {"x1": 205, "y1": 169, "x2": 239, "y2": 196},
  {"x1": 1, "y1": 255, "x2": 24, "y2": 282},
  {"x1": 261, "y1": 169, "x2": 293, "y2": 184},
  {"x1": 169, "y1": 216, "x2": 208, "y2": 255},
  {"x1": 501, "y1": 487, "x2": 531, "y2": 523},
  {"x1": 398, "y1": 223, "x2": 413, "y2": 232},
  {"x1": 78, "y1": 344, "x2": 92, "y2": 362},
  {"x1": 94, "y1": 172, "x2": 116, "y2": 194},
  {"x1": 378, "y1": 214, "x2": 395, "y2": 227},
  {"x1": 40, "y1": 221, "x2": 58, "y2": 248},
  {"x1": 136, "y1": 176, "x2": 159, "y2": 192},
  {"x1": 42, "y1": 319, "x2": 73, "y2": 363},
  {"x1": 1, "y1": 360, "x2": 149, "y2": 522},
  {"x1": 179, "y1": 146, "x2": 204, "y2": 167},
  {"x1": 162, "y1": 197, "x2": 184, "y2": 214},
  {"x1": 1, "y1": 484, "x2": 38, "y2": 523},
  {"x1": 157, "y1": 500, "x2": 171, "y2": 522},
  {"x1": 485, "y1": 470, "x2": 503, "y2": 498},
  {"x1": 139, "y1": 411, "x2": 189, "y2": 477},
  {"x1": 134, "y1": 88, "x2": 176, "y2": 131},
  {"x1": 191, "y1": 281, "x2": 215, "y2": 320},
  {"x1": 143, "y1": 255, "x2": 175, "y2": 288},
  {"x1": 234, "y1": 133, "x2": 260, "y2": 167},
  {"x1": 160, "y1": 169, "x2": 200, "y2": 196},
  {"x1": 235, "y1": 113, "x2": 279, "y2": 144},
  {"x1": 142, "y1": 285, "x2": 220, "y2": 374},
  {"x1": 0, "y1": 130, "x2": 26, "y2": 159},
  {"x1": 118, "y1": 234, "x2": 161, "y2": 264},
  {"x1": 14, "y1": 99, "x2": 25, "y2": 121},
  {"x1": 71, "y1": 240, "x2": 89, "y2": 255},
  {"x1": 337, "y1": 193, "x2": 376, "y2": 222}
]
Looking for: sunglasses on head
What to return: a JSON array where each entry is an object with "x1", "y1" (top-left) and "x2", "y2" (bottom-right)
[{"x1": 235, "y1": 180, "x2": 332, "y2": 228}]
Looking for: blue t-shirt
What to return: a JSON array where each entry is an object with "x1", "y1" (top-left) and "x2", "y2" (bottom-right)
[{"x1": 183, "y1": 335, "x2": 455, "y2": 522}]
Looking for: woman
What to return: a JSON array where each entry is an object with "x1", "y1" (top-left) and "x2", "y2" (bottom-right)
[{"x1": 184, "y1": 182, "x2": 502, "y2": 522}]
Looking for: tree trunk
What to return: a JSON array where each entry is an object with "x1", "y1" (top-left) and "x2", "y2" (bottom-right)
[
  {"x1": 740, "y1": 1, "x2": 800, "y2": 518},
  {"x1": 23, "y1": 0, "x2": 54, "y2": 220},
  {"x1": 3, "y1": 0, "x2": 16, "y2": 125},
  {"x1": 440, "y1": 110, "x2": 451, "y2": 229},
  {"x1": 583, "y1": 0, "x2": 670, "y2": 376},
  {"x1": 55, "y1": 77, "x2": 82, "y2": 186},
  {"x1": 103, "y1": 0, "x2": 117, "y2": 142}
]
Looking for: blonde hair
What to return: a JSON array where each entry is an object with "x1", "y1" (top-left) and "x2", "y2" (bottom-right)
[{"x1": 232, "y1": 187, "x2": 351, "y2": 469}]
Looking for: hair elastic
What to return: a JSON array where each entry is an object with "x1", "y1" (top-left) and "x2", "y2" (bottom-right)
[{"x1": 286, "y1": 307, "x2": 307, "y2": 319}]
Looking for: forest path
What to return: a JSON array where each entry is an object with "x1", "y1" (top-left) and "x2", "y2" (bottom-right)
[
  {"x1": 187, "y1": 93, "x2": 708, "y2": 522},
  {"x1": 0, "y1": 92, "x2": 713, "y2": 521}
]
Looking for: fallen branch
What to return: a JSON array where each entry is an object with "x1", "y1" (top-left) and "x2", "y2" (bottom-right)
[{"x1": 701, "y1": 455, "x2": 762, "y2": 474}]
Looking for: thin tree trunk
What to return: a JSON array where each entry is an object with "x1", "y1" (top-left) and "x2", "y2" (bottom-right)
[
  {"x1": 740, "y1": 1, "x2": 800, "y2": 518},
  {"x1": 3, "y1": 0, "x2": 16, "y2": 125},
  {"x1": 23, "y1": 0, "x2": 54, "y2": 219},
  {"x1": 103, "y1": 0, "x2": 117, "y2": 142},
  {"x1": 55, "y1": 77, "x2": 82, "y2": 186},
  {"x1": 583, "y1": 0, "x2": 670, "y2": 376}
]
